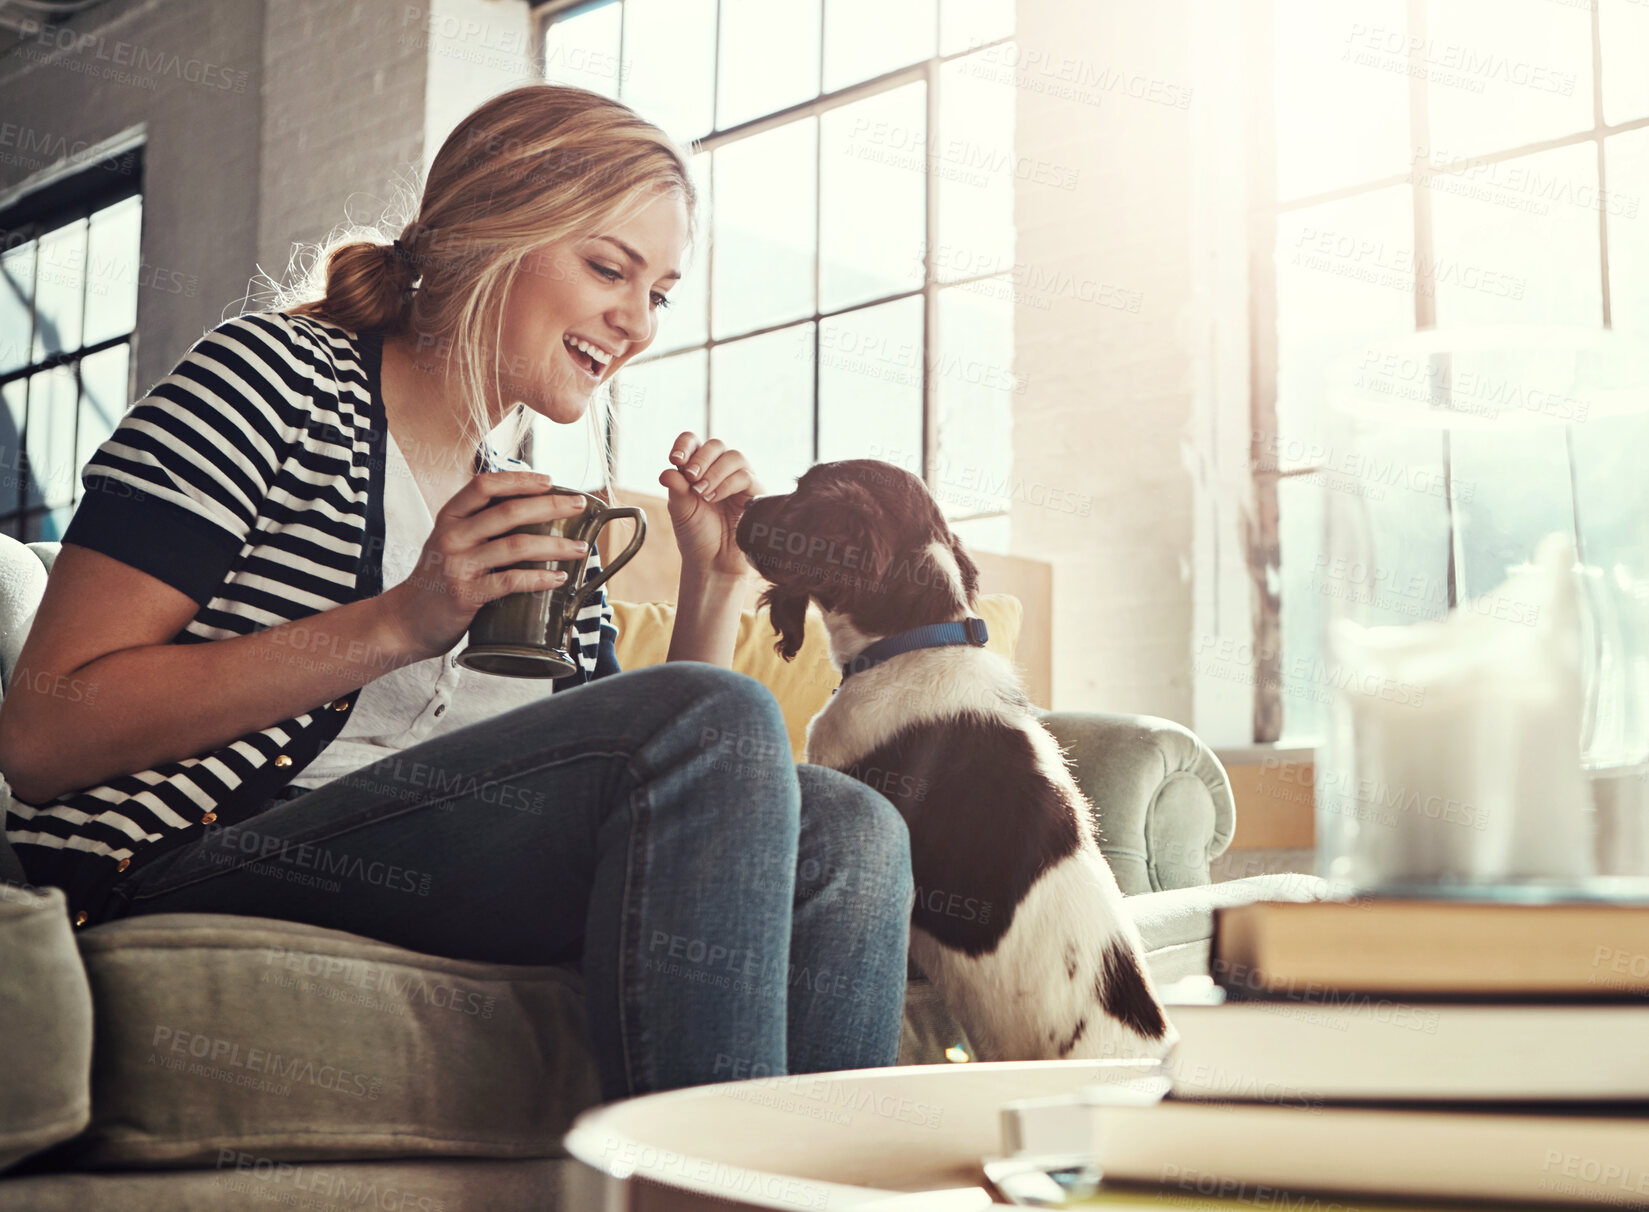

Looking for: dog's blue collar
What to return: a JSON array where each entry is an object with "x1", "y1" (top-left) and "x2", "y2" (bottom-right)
[{"x1": 837, "y1": 618, "x2": 989, "y2": 689}]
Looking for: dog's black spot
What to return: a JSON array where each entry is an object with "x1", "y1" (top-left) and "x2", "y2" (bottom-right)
[
  {"x1": 1096, "y1": 941, "x2": 1167, "y2": 1040},
  {"x1": 842, "y1": 714, "x2": 1081, "y2": 957},
  {"x1": 1056, "y1": 1017, "x2": 1088, "y2": 1058},
  {"x1": 1064, "y1": 942, "x2": 1079, "y2": 980}
]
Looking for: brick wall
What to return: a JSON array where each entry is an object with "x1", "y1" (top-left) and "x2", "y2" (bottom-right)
[
  {"x1": 0, "y1": 0, "x2": 263, "y2": 391},
  {"x1": 0, "y1": 0, "x2": 533, "y2": 389},
  {"x1": 256, "y1": 2, "x2": 428, "y2": 280},
  {"x1": 418, "y1": 0, "x2": 534, "y2": 172},
  {"x1": 1013, "y1": 0, "x2": 1200, "y2": 722}
]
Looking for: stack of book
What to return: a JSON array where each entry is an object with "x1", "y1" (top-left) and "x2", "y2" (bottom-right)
[{"x1": 1086, "y1": 890, "x2": 1649, "y2": 1209}]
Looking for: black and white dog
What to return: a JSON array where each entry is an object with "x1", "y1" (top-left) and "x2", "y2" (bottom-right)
[{"x1": 735, "y1": 459, "x2": 1173, "y2": 1062}]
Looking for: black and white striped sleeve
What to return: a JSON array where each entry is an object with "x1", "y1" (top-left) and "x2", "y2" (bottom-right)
[
  {"x1": 590, "y1": 585, "x2": 621, "y2": 680},
  {"x1": 62, "y1": 314, "x2": 307, "y2": 606},
  {"x1": 574, "y1": 544, "x2": 622, "y2": 680}
]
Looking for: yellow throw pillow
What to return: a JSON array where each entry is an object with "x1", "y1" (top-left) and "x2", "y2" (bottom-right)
[{"x1": 610, "y1": 596, "x2": 1024, "y2": 761}]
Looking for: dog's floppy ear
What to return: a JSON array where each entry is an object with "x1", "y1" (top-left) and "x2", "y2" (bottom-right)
[
  {"x1": 834, "y1": 509, "x2": 895, "y2": 606},
  {"x1": 759, "y1": 584, "x2": 812, "y2": 662},
  {"x1": 786, "y1": 484, "x2": 894, "y2": 614}
]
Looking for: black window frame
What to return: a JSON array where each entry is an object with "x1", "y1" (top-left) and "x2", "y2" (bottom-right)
[
  {"x1": 0, "y1": 144, "x2": 143, "y2": 543},
  {"x1": 1246, "y1": 0, "x2": 1645, "y2": 743},
  {"x1": 532, "y1": 0, "x2": 1019, "y2": 528}
]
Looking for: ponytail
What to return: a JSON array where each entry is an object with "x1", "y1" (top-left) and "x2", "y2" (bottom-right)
[{"x1": 293, "y1": 234, "x2": 418, "y2": 333}]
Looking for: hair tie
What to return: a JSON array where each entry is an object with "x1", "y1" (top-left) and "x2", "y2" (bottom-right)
[{"x1": 391, "y1": 239, "x2": 418, "y2": 277}]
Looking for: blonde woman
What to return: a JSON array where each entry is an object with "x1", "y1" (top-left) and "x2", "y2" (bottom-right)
[{"x1": 0, "y1": 85, "x2": 914, "y2": 1100}]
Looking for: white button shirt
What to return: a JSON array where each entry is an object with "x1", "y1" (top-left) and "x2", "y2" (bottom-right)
[{"x1": 294, "y1": 433, "x2": 570, "y2": 790}]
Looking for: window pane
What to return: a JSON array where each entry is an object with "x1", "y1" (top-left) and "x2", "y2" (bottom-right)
[
  {"x1": 0, "y1": 242, "x2": 34, "y2": 376},
  {"x1": 818, "y1": 296, "x2": 923, "y2": 464},
  {"x1": 84, "y1": 196, "x2": 142, "y2": 348},
  {"x1": 25, "y1": 364, "x2": 77, "y2": 511},
  {"x1": 937, "y1": 48, "x2": 1016, "y2": 282},
  {"x1": 24, "y1": 508, "x2": 72, "y2": 543},
  {"x1": 717, "y1": 0, "x2": 821, "y2": 130},
  {"x1": 653, "y1": 152, "x2": 711, "y2": 355},
  {"x1": 33, "y1": 220, "x2": 85, "y2": 361},
  {"x1": 613, "y1": 349, "x2": 707, "y2": 490},
  {"x1": 1274, "y1": 186, "x2": 1414, "y2": 457},
  {"x1": 1274, "y1": 0, "x2": 1411, "y2": 199},
  {"x1": 940, "y1": 0, "x2": 1012, "y2": 55},
  {"x1": 1429, "y1": 142, "x2": 1600, "y2": 327},
  {"x1": 948, "y1": 512, "x2": 1010, "y2": 552},
  {"x1": 76, "y1": 343, "x2": 128, "y2": 505},
  {"x1": 1604, "y1": 129, "x2": 1649, "y2": 335},
  {"x1": 545, "y1": 1, "x2": 623, "y2": 98},
  {"x1": 824, "y1": 0, "x2": 935, "y2": 92},
  {"x1": 934, "y1": 278, "x2": 1015, "y2": 518},
  {"x1": 0, "y1": 379, "x2": 24, "y2": 516},
  {"x1": 622, "y1": 0, "x2": 716, "y2": 142},
  {"x1": 710, "y1": 324, "x2": 814, "y2": 490},
  {"x1": 820, "y1": 84, "x2": 927, "y2": 311},
  {"x1": 1424, "y1": 0, "x2": 1593, "y2": 155},
  {"x1": 711, "y1": 120, "x2": 817, "y2": 339},
  {"x1": 1601, "y1": 0, "x2": 1649, "y2": 125}
]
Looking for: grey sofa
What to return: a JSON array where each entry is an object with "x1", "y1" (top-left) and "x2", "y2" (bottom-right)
[{"x1": 0, "y1": 534, "x2": 1322, "y2": 1209}]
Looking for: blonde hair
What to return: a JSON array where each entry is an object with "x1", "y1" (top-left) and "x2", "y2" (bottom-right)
[{"x1": 286, "y1": 84, "x2": 697, "y2": 491}]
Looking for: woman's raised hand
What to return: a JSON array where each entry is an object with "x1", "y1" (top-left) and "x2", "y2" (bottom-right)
[
  {"x1": 382, "y1": 471, "x2": 590, "y2": 661},
  {"x1": 658, "y1": 432, "x2": 764, "y2": 579}
]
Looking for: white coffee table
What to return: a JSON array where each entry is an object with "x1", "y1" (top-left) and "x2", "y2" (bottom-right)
[{"x1": 562, "y1": 1059, "x2": 1161, "y2": 1208}]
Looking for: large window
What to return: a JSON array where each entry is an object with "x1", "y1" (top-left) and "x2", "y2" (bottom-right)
[
  {"x1": 536, "y1": 0, "x2": 1019, "y2": 549},
  {"x1": 0, "y1": 152, "x2": 143, "y2": 542},
  {"x1": 1251, "y1": 0, "x2": 1648, "y2": 742}
]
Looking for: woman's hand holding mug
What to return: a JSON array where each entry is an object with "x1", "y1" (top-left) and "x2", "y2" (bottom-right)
[{"x1": 383, "y1": 471, "x2": 590, "y2": 661}]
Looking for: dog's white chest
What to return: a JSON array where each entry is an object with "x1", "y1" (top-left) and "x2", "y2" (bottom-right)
[
  {"x1": 802, "y1": 690, "x2": 863, "y2": 770},
  {"x1": 801, "y1": 653, "x2": 974, "y2": 770}
]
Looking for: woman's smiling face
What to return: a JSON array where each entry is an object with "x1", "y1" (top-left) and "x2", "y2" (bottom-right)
[{"x1": 496, "y1": 187, "x2": 690, "y2": 424}]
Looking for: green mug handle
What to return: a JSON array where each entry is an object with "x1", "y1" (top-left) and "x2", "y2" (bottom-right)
[{"x1": 567, "y1": 505, "x2": 647, "y2": 616}]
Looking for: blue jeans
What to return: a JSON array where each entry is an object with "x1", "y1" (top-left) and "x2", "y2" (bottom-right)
[{"x1": 104, "y1": 662, "x2": 915, "y2": 1101}]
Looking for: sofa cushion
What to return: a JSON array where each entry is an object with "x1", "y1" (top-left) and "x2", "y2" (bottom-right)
[
  {"x1": 62, "y1": 913, "x2": 599, "y2": 1169},
  {"x1": 611, "y1": 595, "x2": 1024, "y2": 761},
  {"x1": 58, "y1": 878, "x2": 1318, "y2": 1167},
  {"x1": 0, "y1": 886, "x2": 92, "y2": 1173}
]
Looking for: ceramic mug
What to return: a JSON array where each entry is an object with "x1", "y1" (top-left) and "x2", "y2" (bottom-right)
[{"x1": 457, "y1": 487, "x2": 646, "y2": 678}]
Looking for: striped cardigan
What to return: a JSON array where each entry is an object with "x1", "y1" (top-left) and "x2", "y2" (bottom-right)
[{"x1": 3, "y1": 312, "x2": 619, "y2": 922}]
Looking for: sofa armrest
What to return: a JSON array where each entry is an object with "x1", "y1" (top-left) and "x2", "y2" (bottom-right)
[
  {"x1": 0, "y1": 885, "x2": 92, "y2": 1173},
  {"x1": 1036, "y1": 712, "x2": 1236, "y2": 895},
  {"x1": 0, "y1": 535, "x2": 51, "y2": 692}
]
